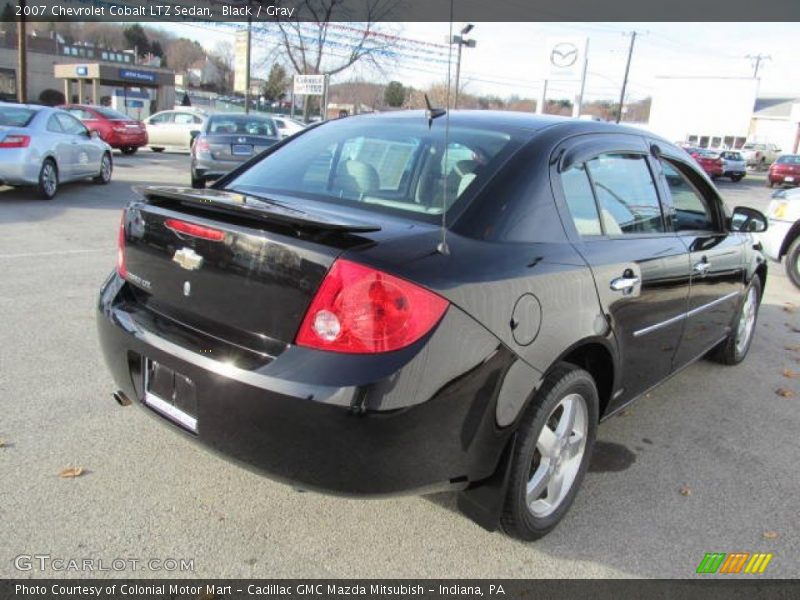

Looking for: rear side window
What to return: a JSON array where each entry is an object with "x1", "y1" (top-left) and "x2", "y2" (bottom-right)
[
  {"x1": 585, "y1": 154, "x2": 664, "y2": 234},
  {"x1": 659, "y1": 160, "x2": 717, "y2": 232},
  {"x1": 55, "y1": 113, "x2": 87, "y2": 135},
  {"x1": 66, "y1": 108, "x2": 95, "y2": 120},
  {"x1": 561, "y1": 165, "x2": 602, "y2": 236},
  {"x1": 0, "y1": 106, "x2": 37, "y2": 127}
]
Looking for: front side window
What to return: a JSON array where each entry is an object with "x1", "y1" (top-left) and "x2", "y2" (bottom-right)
[
  {"x1": 659, "y1": 160, "x2": 716, "y2": 232},
  {"x1": 585, "y1": 154, "x2": 665, "y2": 234},
  {"x1": 226, "y1": 120, "x2": 516, "y2": 223}
]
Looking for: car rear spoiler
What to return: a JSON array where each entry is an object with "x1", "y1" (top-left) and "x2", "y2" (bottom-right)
[{"x1": 134, "y1": 186, "x2": 382, "y2": 233}]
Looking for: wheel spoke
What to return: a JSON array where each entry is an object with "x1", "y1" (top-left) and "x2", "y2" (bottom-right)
[
  {"x1": 556, "y1": 396, "x2": 577, "y2": 440},
  {"x1": 546, "y1": 471, "x2": 565, "y2": 505},
  {"x1": 564, "y1": 432, "x2": 584, "y2": 460},
  {"x1": 537, "y1": 426, "x2": 558, "y2": 457},
  {"x1": 526, "y1": 465, "x2": 550, "y2": 505}
]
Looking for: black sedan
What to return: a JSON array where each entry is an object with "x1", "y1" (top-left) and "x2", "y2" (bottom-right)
[
  {"x1": 98, "y1": 111, "x2": 767, "y2": 540},
  {"x1": 190, "y1": 112, "x2": 280, "y2": 188}
]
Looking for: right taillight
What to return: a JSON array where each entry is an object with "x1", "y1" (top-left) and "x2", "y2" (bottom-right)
[
  {"x1": 295, "y1": 259, "x2": 448, "y2": 354},
  {"x1": 117, "y1": 212, "x2": 127, "y2": 278}
]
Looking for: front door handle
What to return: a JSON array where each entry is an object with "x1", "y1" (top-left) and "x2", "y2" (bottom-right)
[
  {"x1": 693, "y1": 260, "x2": 711, "y2": 275},
  {"x1": 610, "y1": 276, "x2": 640, "y2": 292}
]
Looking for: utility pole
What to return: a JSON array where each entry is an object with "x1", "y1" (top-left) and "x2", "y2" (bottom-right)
[
  {"x1": 745, "y1": 53, "x2": 771, "y2": 78},
  {"x1": 243, "y1": 17, "x2": 252, "y2": 114},
  {"x1": 616, "y1": 31, "x2": 637, "y2": 124},
  {"x1": 17, "y1": 0, "x2": 27, "y2": 103}
]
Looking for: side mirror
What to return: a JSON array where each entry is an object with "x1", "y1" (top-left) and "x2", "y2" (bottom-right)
[
  {"x1": 87, "y1": 129, "x2": 98, "y2": 139},
  {"x1": 731, "y1": 206, "x2": 768, "y2": 233}
]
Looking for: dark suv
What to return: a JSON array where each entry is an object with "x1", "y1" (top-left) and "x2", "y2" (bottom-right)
[{"x1": 98, "y1": 111, "x2": 768, "y2": 540}]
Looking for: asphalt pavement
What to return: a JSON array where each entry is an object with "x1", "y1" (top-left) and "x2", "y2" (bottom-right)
[{"x1": 0, "y1": 154, "x2": 798, "y2": 578}]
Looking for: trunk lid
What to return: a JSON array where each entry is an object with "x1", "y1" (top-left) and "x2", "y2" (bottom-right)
[
  {"x1": 202, "y1": 134, "x2": 279, "y2": 161},
  {"x1": 121, "y1": 187, "x2": 418, "y2": 356}
]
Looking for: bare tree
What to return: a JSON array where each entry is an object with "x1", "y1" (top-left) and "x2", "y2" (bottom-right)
[
  {"x1": 210, "y1": 40, "x2": 235, "y2": 92},
  {"x1": 271, "y1": 0, "x2": 399, "y2": 119}
]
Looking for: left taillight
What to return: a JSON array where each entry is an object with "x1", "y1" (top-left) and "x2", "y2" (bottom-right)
[
  {"x1": 295, "y1": 259, "x2": 449, "y2": 354},
  {"x1": 192, "y1": 137, "x2": 210, "y2": 155},
  {"x1": 117, "y1": 212, "x2": 127, "y2": 278},
  {"x1": 0, "y1": 134, "x2": 30, "y2": 149}
]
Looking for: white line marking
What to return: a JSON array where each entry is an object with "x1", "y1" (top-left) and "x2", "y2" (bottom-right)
[{"x1": 0, "y1": 248, "x2": 109, "y2": 259}]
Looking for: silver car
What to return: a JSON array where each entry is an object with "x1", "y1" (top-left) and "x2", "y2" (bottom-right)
[{"x1": 0, "y1": 103, "x2": 113, "y2": 199}]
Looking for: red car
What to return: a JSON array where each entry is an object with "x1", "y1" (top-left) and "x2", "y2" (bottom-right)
[
  {"x1": 686, "y1": 148, "x2": 724, "y2": 179},
  {"x1": 59, "y1": 105, "x2": 148, "y2": 154},
  {"x1": 767, "y1": 155, "x2": 800, "y2": 188}
]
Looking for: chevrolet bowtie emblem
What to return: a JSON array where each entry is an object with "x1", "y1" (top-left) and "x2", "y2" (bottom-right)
[{"x1": 173, "y1": 247, "x2": 203, "y2": 271}]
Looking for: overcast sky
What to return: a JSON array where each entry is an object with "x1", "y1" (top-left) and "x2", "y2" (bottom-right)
[{"x1": 162, "y1": 21, "x2": 800, "y2": 102}]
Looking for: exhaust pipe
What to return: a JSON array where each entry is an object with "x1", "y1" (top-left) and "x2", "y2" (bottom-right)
[{"x1": 113, "y1": 391, "x2": 132, "y2": 407}]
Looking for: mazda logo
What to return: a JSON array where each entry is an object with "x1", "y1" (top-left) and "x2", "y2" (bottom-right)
[{"x1": 550, "y1": 42, "x2": 579, "y2": 68}]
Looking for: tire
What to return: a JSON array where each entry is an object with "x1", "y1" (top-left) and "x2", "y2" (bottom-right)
[
  {"x1": 708, "y1": 276, "x2": 762, "y2": 365},
  {"x1": 191, "y1": 173, "x2": 205, "y2": 189},
  {"x1": 500, "y1": 363, "x2": 599, "y2": 541},
  {"x1": 767, "y1": 180, "x2": 774, "y2": 188},
  {"x1": 120, "y1": 146, "x2": 137, "y2": 155},
  {"x1": 37, "y1": 159, "x2": 58, "y2": 200},
  {"x1": 93, "y1": 153, "x2": 112, "y2": 184},
  {"x1": 785, "y1": 237, "x2": 800, "y2": 290},
  {"x1": 731, "y1": 174, "x2": 744, "y2": 182},
  {"x1": 150, "y1": 147, "x2": 164, "y2": 153}
]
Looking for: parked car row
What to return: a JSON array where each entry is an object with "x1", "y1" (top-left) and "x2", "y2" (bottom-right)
[{"x1": 684, "y1": 147, "x2": 747, "y2": 182}]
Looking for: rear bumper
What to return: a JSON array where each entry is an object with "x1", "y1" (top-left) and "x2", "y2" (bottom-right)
[
  {"x1": 106, "y1": 134, "x2": 148, "y2": 148},
  {"x1": 0, "y1": 151, "x2": 40, "y2": 185},
  {"x1": 97, "y1": 274, "x2": 515, "y2": 495},
  {"x1": 769, "y1": 173, "x2": 799, "y2": 185},
  {"x1": 192, "y1": 156, "x2": 245, "y2": 180}
]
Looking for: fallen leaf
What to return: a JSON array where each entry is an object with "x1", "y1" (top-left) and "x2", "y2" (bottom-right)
[
  {"x1": 618, "y1": 409, "x2": 633, "y2": 417},
  {"x1": 679, "y1": 484, "x2": 692, "y2": 497},
  {"x1": 786, "y1": 345, "x2": 800, "y2": 352},
  {"x1": 783, "y1": 368, "x2": 797, "y2": 379},
  {"x1": 783, "y1": 304, "x2": 797, "y2": 314},
  {"x1": 763, "y1": 530, "x2": 780, "y2": 540},
  {"x1": 58, "y1": 467, "x2": 84, "y2": 479},
  {"x1": 0, "y1": 439, "x2": 6, "y2": 448},
  {"x1": 775, "y1": 388, "x2": 795, "y2": 398}
]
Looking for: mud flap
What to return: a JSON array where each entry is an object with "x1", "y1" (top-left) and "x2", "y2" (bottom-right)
[{"x1": 456, "y1": 433, "x2": 517, "y2": 532}]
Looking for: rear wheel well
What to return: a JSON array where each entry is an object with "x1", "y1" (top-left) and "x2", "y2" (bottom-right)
[{"x1": 560, "y1": 343, "x2": 614, "y2": 419}]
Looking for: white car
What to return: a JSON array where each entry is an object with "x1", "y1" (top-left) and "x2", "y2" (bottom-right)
[
  {"x1": 143, "y1": 109, "x2": 208, "y2": 152},
  {"x1": 741, "y1": 142, "x2": 781, "y2": 169},
  {"x1": 272, "y1": 116, "x2": 306, "y2": 139},
  {"x1": 760, "y1": 187, "x2": 800, "y2": 288}
]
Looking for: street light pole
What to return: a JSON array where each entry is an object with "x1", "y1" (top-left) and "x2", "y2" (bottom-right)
[{"x1": 449, "y1": 24, "x2": 475, "y2": 109}]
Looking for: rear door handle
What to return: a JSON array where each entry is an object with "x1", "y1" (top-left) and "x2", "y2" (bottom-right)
[{"x1": 610, "y1": 276, "x2": 640, "y2": 292}]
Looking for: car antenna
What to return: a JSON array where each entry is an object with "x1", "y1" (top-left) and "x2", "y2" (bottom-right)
[
  {"x1": 435, "y1": 1, "x2": 456, "y2": 256},
  {"x1": 424, "y1": 94, "x2": 446, "y2": 129}
]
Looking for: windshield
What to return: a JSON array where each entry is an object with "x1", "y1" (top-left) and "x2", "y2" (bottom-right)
[
  {"x1": 776, "y1": 155, "x2": 800, "y2": 165},
  {"x1": 226, "y1": 118, "x2": 517, "y2": 223},
  {"x1": 0, "y1": 106, "x2": 37, "y2": 127},
  {"x1": 207, "y1": 115, "x2": 277, "y2": 137}
]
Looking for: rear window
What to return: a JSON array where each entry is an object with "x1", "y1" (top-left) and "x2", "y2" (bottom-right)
[
  {"x1": 776, "y1": 155, "x2": 800, "y2": 165},
  {"x1": 93, "y1": 107, "x2": 130, "y2": 120},
  {"x1": 207, "y1": 115, "x2": 277, "y2": 137},
  {"x1": 0, "y1": 106, "x2": 37, "y2": 127},
  {"x1": 226, "y1": 119, "x2": 516, "y2": 223}
]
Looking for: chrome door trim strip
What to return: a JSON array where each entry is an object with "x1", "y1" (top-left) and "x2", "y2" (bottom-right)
[{"x1": 633, "y1": 291, "x2": 740, "y2": 338}]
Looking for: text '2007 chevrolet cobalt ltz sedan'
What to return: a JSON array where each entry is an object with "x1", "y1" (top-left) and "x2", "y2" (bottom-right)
[{"x1": 98, "y1": 111, "x2": 768, "y2": 540}]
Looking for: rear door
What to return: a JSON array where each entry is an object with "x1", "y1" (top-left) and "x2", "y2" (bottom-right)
[
  {"x1": 554, "y1": 135, "x2": 692, "y2": 408},
  {"x1": 654, "y1": 151, "x2": 746, "y2": 366}
]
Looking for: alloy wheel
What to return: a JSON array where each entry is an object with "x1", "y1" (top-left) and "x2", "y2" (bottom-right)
[
  {"x1": 101, "y1": 155, "x2": 112, "y2": 182},
  {"x1": 735, "y1": 286, "x2": 757, "y2": 356},
  {"x1": 42, "y1": 163, "x2": 57, "y2": 196},
  {"x1": 527, "y1": 392, "x2": 588, "y2": 518}
]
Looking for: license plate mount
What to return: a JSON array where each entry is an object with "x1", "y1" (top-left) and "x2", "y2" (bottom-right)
[
  {"x1": 232, "y1": 144, "x2": 253, "y2": 156},
  {"x1": 143, "y1": 359, "x2": 198, "y2": 433}
]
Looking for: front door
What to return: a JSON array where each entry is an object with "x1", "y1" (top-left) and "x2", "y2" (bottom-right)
[
  {"x1": 654, "y1": 154, "x2": 746, "y2": 366},
  {"x1": 554, "y1": 140, "x2": 692, "y2": 409}
]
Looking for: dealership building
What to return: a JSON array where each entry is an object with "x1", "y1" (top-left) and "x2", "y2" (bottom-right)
[
  {"x1": 647, "y1": 76, "x2": 800, "y2": 153},
  {"x1": 0, "y1": 31, "x2": 175, "y2": 118}
]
